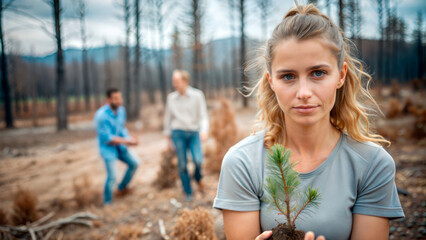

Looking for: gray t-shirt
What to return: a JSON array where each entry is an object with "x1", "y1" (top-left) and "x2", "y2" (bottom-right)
[{"x1": 213, "y1": 130, "x2": 404, "y2": 240}]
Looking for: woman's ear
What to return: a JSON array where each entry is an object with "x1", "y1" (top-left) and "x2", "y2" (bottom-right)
[
  {"x1": 267, "y1": 72, "x2": 274, "y2": 91},
  {"x1": 338, "y1": 62, "x2": 348, "y2": 89}
]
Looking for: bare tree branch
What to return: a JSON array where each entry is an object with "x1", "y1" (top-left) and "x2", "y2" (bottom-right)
[{"x1": 6, "y1": 6, "x2": 55, "y2": 38}]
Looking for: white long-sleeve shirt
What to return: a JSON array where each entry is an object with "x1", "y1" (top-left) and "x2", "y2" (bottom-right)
[{"x1": 163, "y1": 86, "x2": 209, "y2": 136}]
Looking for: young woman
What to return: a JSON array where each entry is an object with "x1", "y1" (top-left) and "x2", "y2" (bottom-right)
[{"x1": 213, "y1": 3, "x2": 404, "y2": 240}]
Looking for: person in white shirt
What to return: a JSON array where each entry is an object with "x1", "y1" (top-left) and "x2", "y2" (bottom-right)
[{"x1": 163, "y1": 69, "x2": 209, "y2": 201}]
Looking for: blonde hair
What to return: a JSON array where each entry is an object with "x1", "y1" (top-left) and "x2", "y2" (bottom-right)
[
  {"x1": 173, "y1": 69, "x2": 190, "y2": 83},
  {"x1": 251, "y1": 3, "x2": 390, "y2": 149}
]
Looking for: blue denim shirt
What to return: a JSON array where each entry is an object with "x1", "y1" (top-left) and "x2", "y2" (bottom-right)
[{"x1": 94, "y1": 104, "x2": 130, "y2": 160}]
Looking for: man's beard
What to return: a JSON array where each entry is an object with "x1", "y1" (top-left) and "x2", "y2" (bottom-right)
[{"x1": 110, "y1": 103, "x2": 119, "y2": 111}]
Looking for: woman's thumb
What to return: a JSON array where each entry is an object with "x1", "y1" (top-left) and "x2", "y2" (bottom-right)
[{"x1": 304, "y1": 231, "x2": 315, "y2": 240}]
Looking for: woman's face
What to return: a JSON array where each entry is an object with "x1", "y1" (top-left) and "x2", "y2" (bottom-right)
[{"x1": 268, "y1": 37, "x2": 347, "y2": 128}]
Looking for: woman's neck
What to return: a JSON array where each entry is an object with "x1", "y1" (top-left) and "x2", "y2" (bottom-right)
[{"x1": 283, "y1": 119, "x2": 341, "y2": 171}]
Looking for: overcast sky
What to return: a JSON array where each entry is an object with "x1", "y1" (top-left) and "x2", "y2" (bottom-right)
[{"x1": 3, "y1": 0, "x2": 426, "y2": 56}]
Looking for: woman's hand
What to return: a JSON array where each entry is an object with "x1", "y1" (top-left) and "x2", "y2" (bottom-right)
[
  {"x1": 255, "y1": 231, "x2": 272, "y2": 240},
  {"x1": 305, "y1": 231, "x2": 325, "y2": 240}
]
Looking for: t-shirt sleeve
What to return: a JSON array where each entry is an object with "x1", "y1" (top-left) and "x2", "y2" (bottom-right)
[
  {"x1": 213, "y1": 148, "x2": 261, "y2": 211},
  {"x1": 353, "y1": 148, "x2": 405, "y2": 219}
]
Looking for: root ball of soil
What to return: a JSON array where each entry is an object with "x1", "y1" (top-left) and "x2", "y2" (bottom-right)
[{"x1": 269, "y1": 223, "x2": 305, "y2": 240}]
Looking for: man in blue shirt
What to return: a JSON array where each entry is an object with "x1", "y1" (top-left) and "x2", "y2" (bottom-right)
[{"x1": 94, "y1": 88, "x2": 140, "y2": 205}]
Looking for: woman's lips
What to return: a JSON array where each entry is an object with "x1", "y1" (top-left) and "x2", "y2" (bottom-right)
[{"x1": 293, "y1": 105, "x2": 319, "y2": 113}]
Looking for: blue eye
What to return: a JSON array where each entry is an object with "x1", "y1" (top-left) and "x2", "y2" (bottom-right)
[
  {"x1": 313, "y1": 70, "x2": 326, "y2": 78},
  {"x1": 281, "y1": 74, "x2": 295, "y2": 81}
]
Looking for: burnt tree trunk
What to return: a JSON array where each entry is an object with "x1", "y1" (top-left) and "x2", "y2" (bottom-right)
[
  {"x1": 155, "y1": 0, "x2": 167, "y2": 105},
  {"x1": 0, "y1": 0, "x2": 13, "y2": 128},
  {"x1": 240, "y1": 0, "x2": 248, "y2": 107},
  {"x1": 79, "y1": 0, "x2": 90, "y2": 111},
  {"x1": 53, "y1": 0, "x2": 67, "y2": 130},
  {"x1": 123, "y1": 0, "x2": 132, "y2": 114},
  {"x1": 31, "y1": 61, "x2": 39, "y2": 126},
  {"x1": 191, "y1": 0, "x2": 202, "y2": 90},
  {"x1": 377, "y1": 0, "x2": 384, "y2": 83},
  {"x1": 131, "y1": 0, "x2": 141, "y2": 120},
  {"x1": 90, "y1": 60, "x2": 101, "y2": 108},
  {"x1": 228, "y1": 0, "x2": 238, "y2": 99},
  {"x1": 339, "y1": 0, "x2": 344, "y2": 33},
  {"x1": 103, "y1": 42, "x2": 113, "y2": 90}
]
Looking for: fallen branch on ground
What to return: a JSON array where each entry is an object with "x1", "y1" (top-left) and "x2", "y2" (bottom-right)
[{"x1": 0, "y1": 211, "x2": 100, "y2": 240}]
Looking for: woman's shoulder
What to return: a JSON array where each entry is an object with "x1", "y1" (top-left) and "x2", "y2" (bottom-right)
[
  {"x1": 231, "y1": 130, "x2": 266, "y2": 150},
  {"x1": 222, "y1": 130, "x2": 266, "y2": 168},
  {"x1": 340, "y1": 134, "x2": 395, "y2": 172}
]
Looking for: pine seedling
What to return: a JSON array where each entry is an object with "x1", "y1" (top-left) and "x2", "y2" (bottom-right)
[{"x1": 264, "y1": 144, "x2": 321, "y2": 229}]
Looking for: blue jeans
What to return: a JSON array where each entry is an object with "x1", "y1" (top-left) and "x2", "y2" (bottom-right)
[
  {"x1": 171, "y1": 130, "x2": 203, "y2": 196},
  {"x1": 103, "y1": 148, "x2": 139, "y2": 204}
]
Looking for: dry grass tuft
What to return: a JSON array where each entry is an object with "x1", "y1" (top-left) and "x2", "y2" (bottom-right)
[
  {"x1": 206, "y1": 99, "x2": 239, "y2": 173},
  {"x1": 73, "y1": 174, "x2": 100, "y2": 208},
  {"x1": 390, "y1": 81, "x2": 400, "y2": 97},
  {"x1": 0, "y1": 208, "x2": 8, "y2": 225},
  {"x1": 402, "y1": 97, "x2": 420, "y2": 116},
  {"x1": 113, "y1": 223, "x2": 143, "y2": 240},
  {"x1": 10, "y1": 188, "x2": 39, "y2": 225},
  {"x1": 153, "y1": 148, "x2": 178, "y2": 189},
  {"x1": 171, "y1": 207, "x2": 217, "y2": 240},
  {"x1": 412, "y1": 108, "x2": 426, "y2": 140},
  {"x1": 377, "y1": 126, "x2": 399, "y2": 142},
  {"x1": 411, "y1": 78, "x2": 422, "y2": 90},
  {"x1": 386, "y1": 98, "x2": 402, "y2": 119}
]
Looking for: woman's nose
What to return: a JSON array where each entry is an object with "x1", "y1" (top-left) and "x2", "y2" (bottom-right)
[{"x1": 296, "y1": 79, "x2": 312, "y2": 100}]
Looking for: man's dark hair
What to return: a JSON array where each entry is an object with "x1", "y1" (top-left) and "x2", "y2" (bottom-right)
[{"x1": 106, "y1": 88, "x2": 120, "y2": 98}]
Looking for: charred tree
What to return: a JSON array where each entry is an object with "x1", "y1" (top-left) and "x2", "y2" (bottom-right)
[
  {"x1": 90, "y1": 59, "x2": 101, "y2": 108},
  {"x1": 123, "y1": 0, "x2": 132, "y2": 114},
  {"x1": 31, "y1": 59, "x2": 39, "y2": 126},
  {"x1": 103, "y1": 41, "x2": 113, "y2": 89},
  {"x1": 78, "y1": 0, "x2": 90, "y2": 111},
  {"x1": 146, "y1": 5, "x2": 156, "y2": 104},
  {"x1": 239, "y1": 0, "x2": 248, "y2": 107},
  {"x1": 0, "y1": 0, "x2": 14, "y2": 128},
  {"x1": 257, "y1": 0, "x2": 272, "y2": 40},
  {"x1": 376, "y1": 0, "x2": 385, "y2": 83},
  {"x1": 414, "y1": 12, "x2": 424, "y2": 82},
  {"x1": 189, "y1": 0, "x2": 203, "y2": 91},
  {"x1": 131, "y1": 0, "x2": 142, "y2": 120},
  {"x1": 153, "y1": 0, "x2": 167, "y2": 104},
  {"x1": 338, "y1": 0, "x2": 344, "y2": 33},
  {"x1": 51, "y1": 0, "x2": 67, "y2": 130},
  {"x1": 171, "y1": 26, "x2": 183, "y2": 70},
  {"x1": 226, "y1": 0, "x2": 238, "y2": 98},
  {"x1": 72, "y1": 60, "x2": 82, "y2": 111}
]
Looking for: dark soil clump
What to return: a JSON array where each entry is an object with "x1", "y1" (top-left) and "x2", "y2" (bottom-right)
[{"x1": 269, "y1": 223, "x2": 305, "y2": 240}]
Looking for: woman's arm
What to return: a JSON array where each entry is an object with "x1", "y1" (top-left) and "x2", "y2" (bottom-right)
[
  {"x1": 223, "y1": 210, "x2": 264, "y2": 240},
  {"x1": 350, "y1": 214, "x2": 389, "y2": 240}
]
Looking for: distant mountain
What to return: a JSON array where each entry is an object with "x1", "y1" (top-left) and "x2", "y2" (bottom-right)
[{"x1": 21, "y1": 37, "x2": 262, "y2": 67}]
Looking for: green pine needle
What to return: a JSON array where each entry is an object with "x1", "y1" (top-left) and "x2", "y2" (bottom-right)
[{"x1": 263, "y1": 144, "x2": 321, "y2": 226}]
